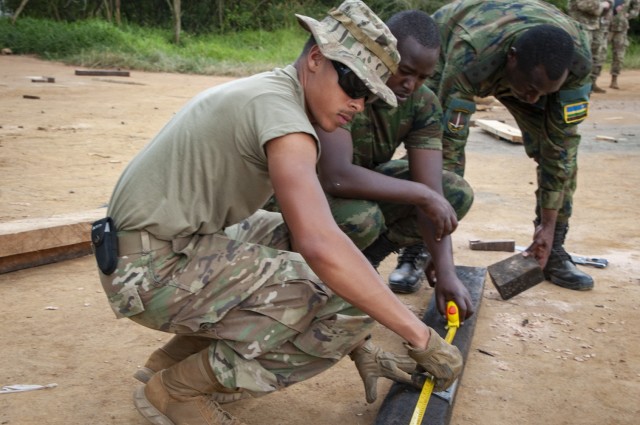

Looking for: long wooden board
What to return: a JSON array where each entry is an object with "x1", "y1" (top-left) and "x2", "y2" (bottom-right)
[
  {"x1": 75, "y1": 69, "x2": 130, "y2": 77},
  {"x1": 374, "y1": 266, "x2": 486, "y2": 425},
  {"x1": 476, "y1": 119, "x2": 522, "y2": 143},
  {"x1": 0, "y1": 208, "x2": 105, "y2": 274}
]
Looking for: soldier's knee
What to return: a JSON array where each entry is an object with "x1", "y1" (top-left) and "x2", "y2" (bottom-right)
[
  {"x1": 443, "y1": 172, "x2": 474, "y2": 220},
  {"x1": 340, "y1": 208, "x2": 385, "y2": 250}
]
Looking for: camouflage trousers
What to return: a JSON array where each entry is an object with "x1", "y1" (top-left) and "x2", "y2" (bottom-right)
[
  {"x1": 98, "y1": 210, "x2": 374, "y2": 395},
  {"x1": 327, "y1": 159, "x2": 474, "y2": 250},
  {"x1": 609, "y1": 31, "x2": 630, "y2": 76},
  {"x1": 587, "y1": 27, "x2": 609, "y2": 80}
]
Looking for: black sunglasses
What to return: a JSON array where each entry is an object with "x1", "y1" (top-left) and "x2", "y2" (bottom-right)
[{"x1": 331, "y1": 60, "x2": 372, "y2": 101}]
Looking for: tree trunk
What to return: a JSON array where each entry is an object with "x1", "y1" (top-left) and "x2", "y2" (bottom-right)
[
  {"x1": 102, "y1": 0, "x2": 113, "y2": 22},
  {"x1": 115, "y1": 0, "x2": 121, "y2": 26},
  {"x1": 173, "y1": 0, "x2": 181, "y2": 44},
  {"x1": 218, "y1": 0, "x2": 225, "y2": 32},
  {"x1": 11, "y1": 0, "x2": 30, "y2": 24}
]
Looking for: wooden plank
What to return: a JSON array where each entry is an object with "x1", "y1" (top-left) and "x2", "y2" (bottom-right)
[
  {"x1": 476, "y1": 119, "x2": 522, "y2": 143},
  {"x1": 0, "y1": 209, "x2": 105, "y2": 273},
  {"x1": 487, "y1": 254, "x2": 544, "y2": 300},
  {"x1": 75, "y1": 69, "x2": 130, "y2": 77},
  {"x1": 374, "y1": 266, "x2": 486, "y2": 425},
  {"x1": 469, "y1": 239, "x2": 515, "y2": 252},
  {"x1": 0, "y1": 242, "x2": 92, "y2": 274}
]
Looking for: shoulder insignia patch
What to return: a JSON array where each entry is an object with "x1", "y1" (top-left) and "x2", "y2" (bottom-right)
[
  {"x1": 564, "y1": 101, "x2": 589, "y2": 124},
  {"x1": 447, "y1": 109, "x2": 471, "y2": 133}
]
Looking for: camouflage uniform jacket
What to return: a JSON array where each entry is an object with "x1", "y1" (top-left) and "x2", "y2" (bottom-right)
[
  {"x1": 346, "y1": 84, "x2": 443, "y2": 169},
  {"x1": 431, "y1": 0, "x2": 592, "y2": 212},
  {"x1": 567, "y1": 0, "x2": 611, "y2": 30},
  {"x1": 610, "y1": 0, "x2": 640, "y2": 32}
]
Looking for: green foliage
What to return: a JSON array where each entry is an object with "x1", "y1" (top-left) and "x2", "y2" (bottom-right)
[
  {"x1": 623, "y1": 37, "x2": 640, "y2": 69},
  {"x1": 544, "y1": 0, "x2": 568, "y2": 13},
  {"x1": 0, "y1": 16, "x2": 307, "y2": 75},
  {"x1": 1, "y1": 1, "x2": 638, "y2": 76},
  {"x1": 0, "y1": 17, "x2": 127, "y2": 56}
]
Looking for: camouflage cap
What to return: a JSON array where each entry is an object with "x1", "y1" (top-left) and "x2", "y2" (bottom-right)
[{"x1": 296, "y1": 0, "x2": 400, "y2": 107}]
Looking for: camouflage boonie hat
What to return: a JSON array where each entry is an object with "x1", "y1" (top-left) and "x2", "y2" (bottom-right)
[{"x1": 296, "y1": 0, "x2": 400, "y2": 107}]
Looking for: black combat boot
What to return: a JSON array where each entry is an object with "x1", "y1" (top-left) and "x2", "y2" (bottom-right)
[
  {"x1": 387, "y1": 243, "x2": 429, "y2": 294},
  {"x1": 544, "y1": 223, "x2": 594, "y2": 291},
  {"x1": 362, "y1": 233, "x2": 399, "y2": 270}
]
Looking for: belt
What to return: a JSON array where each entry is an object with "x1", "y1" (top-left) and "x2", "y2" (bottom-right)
[{"x1": 117, "y1": 230, "x2": 170, "y2": 256}]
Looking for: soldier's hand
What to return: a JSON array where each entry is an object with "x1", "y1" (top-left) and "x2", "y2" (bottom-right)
[
  {"x1": 418, "y1": 188, "x2": 458, "y2": 241},
  {"x1": 406, "y1": 327, "x2": 462, "y2": 392},
  {"x1": 433, "y1": 273, "x2": 474, "y2": 321},
  {"x1": 526, "y1": 222, "x2": 554, "y2": 268},
  {"x1": 350, "y1": 339, "x2": 416, "y2": 403}
]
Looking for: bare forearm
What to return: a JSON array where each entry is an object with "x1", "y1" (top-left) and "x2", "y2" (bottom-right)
[{"x1": 323, "y1": 164, "x2": 440, "y2": 207}]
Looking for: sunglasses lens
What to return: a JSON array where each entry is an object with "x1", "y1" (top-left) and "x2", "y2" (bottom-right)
[{"x1": 332, "y1": 61, "x2": 371, "y2": 100}]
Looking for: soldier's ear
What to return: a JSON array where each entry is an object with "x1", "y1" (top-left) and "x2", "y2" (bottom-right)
[{"x1": 307, "y1": 45, "x2": 325, "y2": 72}]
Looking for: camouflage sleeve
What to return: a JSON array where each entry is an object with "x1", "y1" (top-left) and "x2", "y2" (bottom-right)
[
  {"x1": 402, "y1": 85, "x2": 443, "y2": 151},
  {"x1": 508, "y1": 74, "x2": 591, "y2": 211},
  {"x1": 571, "y1": 0, "x2": 608, "y2": 15},
  {"x1": 427, "y1": 61, "x2": 477, "y2": 177}
]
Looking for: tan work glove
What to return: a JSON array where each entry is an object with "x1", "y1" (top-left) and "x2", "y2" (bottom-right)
[
  {"x1": 349, "y1": 339, "x2": 417, "y2": 403},
  {"x1": 405, "y1": 327, "x2": 462, "y2": 392}
]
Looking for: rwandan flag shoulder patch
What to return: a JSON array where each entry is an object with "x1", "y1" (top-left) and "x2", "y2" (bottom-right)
[{"x1": 564, "y1": 101, "x2": 588, "y2": 124}]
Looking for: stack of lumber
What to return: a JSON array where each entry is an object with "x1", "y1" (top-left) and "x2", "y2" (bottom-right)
[{"x1": 0, "y1": 209, "x2": 105, "y2": 274}]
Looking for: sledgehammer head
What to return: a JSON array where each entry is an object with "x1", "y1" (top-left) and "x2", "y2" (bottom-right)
[{"x1": 488, "y1": 253, "x2": 545, "y2": 300}]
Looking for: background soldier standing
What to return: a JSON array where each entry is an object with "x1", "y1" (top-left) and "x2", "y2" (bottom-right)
[
  {"x1": 567, "y1": 0, "x2": 613, "y2": 93},
  {"x1": 608, "y1": 0, "x2": 640, "y2": 89}
]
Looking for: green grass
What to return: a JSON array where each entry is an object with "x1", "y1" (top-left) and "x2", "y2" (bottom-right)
[
  {"x1": 622, "y1": 38, "x2": 640, "y2": 69},
  {"x1": 1, "y1": 17, "x2": 638, "y2": 76},
  {"x1": 0, "y1": 17, "x2": 307, "y2": 76}
]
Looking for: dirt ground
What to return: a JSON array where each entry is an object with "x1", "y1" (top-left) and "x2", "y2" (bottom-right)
[{"x1": 1, "y1": 55, "x2": 639, "y2": 425}]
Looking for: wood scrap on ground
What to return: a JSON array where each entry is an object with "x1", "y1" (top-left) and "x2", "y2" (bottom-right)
[
  {"x1": 595, "y1": 135, "x2": 618, "y2": 143},
  {"x1": 0, "y1": 209, "x2": 105, "y2": 274},
  {"x1": 476, "y1": 119, "x2": 523, "y2": 143},
  {"x1": 75, "y1": 69, "x2": 130, "y2": 77},
  {"x1": 469, "y1": 239, "x2": 515, "y2": 252},
  {"x1": 31, "y1": 76, "x2": 55, "y2": 83}
]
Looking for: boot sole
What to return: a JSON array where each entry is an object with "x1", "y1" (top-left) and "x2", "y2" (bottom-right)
[
  {"x1": 389, "y1": 282, "x2": 421, "y2": 294},
  {"x1": 133, "y1": 385, "x2": 175, "y2": 425},
  {"x1": 546, "y1": 274, "x2": 594, "y2": 291},
  {"x1": 133, "y1": 367, "x2": 154, "y2": 384}
]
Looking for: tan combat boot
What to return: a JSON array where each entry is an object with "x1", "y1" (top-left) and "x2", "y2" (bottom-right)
[
  {"x1": 134, "y1": 335, "x2": 212, "y2": 383},
  {"x1": 610, "y1": 75, "x2": 619, "y2": 89},
  {"x1": 591, "y1": 82, "x2": 607, "y2": 94},
  {"x1": 134, "y1": 349, "x2": 246, "y2": 425}
]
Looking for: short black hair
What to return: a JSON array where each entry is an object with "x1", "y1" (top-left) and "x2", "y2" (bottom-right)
[
  {"x1": 302, "y1": 35, "x2": 317, "y2": 55},
  {"x1": 513, "y1": 24, "x2": 574, "y2": 81},
  {"x1": 386, "y1": 10, "x2": 440, "y2": 49}
]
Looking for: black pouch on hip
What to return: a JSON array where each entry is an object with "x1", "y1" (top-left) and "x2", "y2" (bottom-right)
[{"x1": 91, "y1": 217, "x2": 119, "y2": 275}]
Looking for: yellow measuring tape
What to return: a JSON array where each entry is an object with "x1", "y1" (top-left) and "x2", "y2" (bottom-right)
[{"x1": 409, "y1": 301, "x2": 460, "y2": 425}]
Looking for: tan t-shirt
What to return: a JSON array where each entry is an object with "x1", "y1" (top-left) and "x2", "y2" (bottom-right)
[{"x1": 108, "y1": 65, "x2": 317, "y2": 239}]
